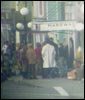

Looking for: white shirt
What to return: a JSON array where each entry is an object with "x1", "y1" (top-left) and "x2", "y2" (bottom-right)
[{"x1": 41, "y1": 43, "x2": 56, "y2": 68}]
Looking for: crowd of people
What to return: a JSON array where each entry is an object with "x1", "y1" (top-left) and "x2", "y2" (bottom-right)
[
  {"x1": 15, "y1": 37, "x2": 71, "y2": 79},
  {"x1": 1, "y1": 41, "x2": 15, "y2": 81},
  {"x1": 1, "y1": 37, "x2": 83, "y2": 81}
]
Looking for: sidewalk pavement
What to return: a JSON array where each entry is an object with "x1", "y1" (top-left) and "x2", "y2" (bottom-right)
[
  {"x1": 2, "y1": 75, "x2": 84, "y2": 99},
  {"x1": 8, "y1": 75, "x2": 84, "y2": 88}
]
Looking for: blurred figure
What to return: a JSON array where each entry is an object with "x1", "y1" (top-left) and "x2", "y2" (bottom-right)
[
  {"x1": 2, "y1": 41, "x2": 9, "y2": 55},
  {"x1": 59, "y1": 43, "x2": 64, "y2": 58},
  {"x1": 68, "y1": 37, "x2": 74, "y2": 69},
  {"x1": 2, "y1": 41, "x2": 12, "y2": 77},
  {"x1": 41, "y1": 37, "x2": 57, "y2": 78},
  {"x1": 15, "y1": 46, "x2": 22, "y2": 75},
  {"x1": 26, "y1": 43, "x2": 37, "y2": 79},
  {"x1": 73, "y1": 59, "x2": 82, "y2": 80},
  {"x1": 63, "y1": 40, "x2": 68, "y2": 63},
  {"x1": 19, "y1": 44, "x2": 28, "y2": 79},
  {"x1": 75, "y1": 46, "x2": 84, "y2": 81},
  {"x1": 49, "y1": 38, "x2": 59, "y2": 62},
  {"x1": 34, "y1": 42, "x2": 43, "y2": 76},
  {"x1": 1, "y1": 50, "x2": 7, "y2": 82},
  {"x1": 75, "y1": 46, "x2": 83, "y2": 63},
  {"x1": 58, "y1": 43, "x2": 66, "y2": 77},
  {"x1": 63, "y1": 40, "x2": 69, "y2": 75},
  {"x1": 49, "y1": 38, "x2": 59, "y2": 77}
]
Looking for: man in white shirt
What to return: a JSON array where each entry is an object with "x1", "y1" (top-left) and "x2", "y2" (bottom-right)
[{"x1": 41, "y1": 38, "x2": 57, "y2": 78}]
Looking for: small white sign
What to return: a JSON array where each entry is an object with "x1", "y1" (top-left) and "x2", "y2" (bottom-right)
[{"x1": 40, "y1": 21, "x2": 76, "y2": 31}]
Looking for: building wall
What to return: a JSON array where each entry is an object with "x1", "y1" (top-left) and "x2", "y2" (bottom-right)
[
  {"x1": 47, "y1": 1, "x2": 64, "y2": 21},
  {"x1": 46, "y1": 1, "x2": 65, "y2": 43},
  {"x1": 32, "y1": 1, "x2": 47, "y2": 47},
  {"x1": 64, "y1": 1, "x2": 75, "y2": 21},
  {"x1": 32, "y1": 1, "x2": 65, "y2": 46},
  {"x1": 64, "y1": 1, "x2": 84, "y2": 61},
  {"x1": 33, "y1": 1, "x2": 46, "y2": 21},
  {"x1": 32, "y1": 1, "x2": 71, "y2": 45}
]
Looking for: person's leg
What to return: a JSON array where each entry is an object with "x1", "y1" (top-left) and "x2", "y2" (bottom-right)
[
  {"x1": 25, "y1": 64, "x2": 28, "y2": 78},
  {"x1": 29, "y1": 64, "x2": 32, "y2": 78},
  {"x1": 33, "y1": 64, "x2": 37, "y2": 79},
  {"x1": 27, "y1": 64, "x2": 30, "y2": 78},
  {"x1": 76, "y1": 67, "x2": 82, "y2": 80},
  {"x1": 46, "y1": 68, "x2": 50, "y2": 78},
  {"x1": 1, "y1": 70, "x2": 7, "y2": 82},
  {"x1": 47, "y1": 68, "x2": 52, "y2": 78},
  {"x1": 36, "y1": 61, "x2": 38, "y2": 75},
  {"x1": 49, "y1": 67, "x2": 58, "y2": 78},
  {"x1": 42, "y1": 68, "x2": 47, "y2": 78},
  {"x1": 21, "y1": 62, "x2": 27, "y2": 79},
  {"x1": 38, "y1": 60, "x2": 42, "y2": 76}
]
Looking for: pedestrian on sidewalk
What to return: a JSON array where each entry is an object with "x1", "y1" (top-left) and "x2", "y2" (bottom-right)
[
  {"x1": 20, "y1": 44, "x2": 28, "y2": 79},
  {"x1": 2, "y1": 41, "x2": 12, "y2": 77},
  {"x1": 34, "y1": 42, "x2": 43, "y2": 76},
  {"x1": 41, "y1": 37, "x2": 57, "y2": 78},
  {"x1": 26, "y1": 43, "x2": 37, "y2": 79},
  {"x1": 73, "y1": 59, "x2": 82, "y2": 80}
]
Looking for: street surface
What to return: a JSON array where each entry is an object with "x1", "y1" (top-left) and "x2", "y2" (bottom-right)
[{"x1": 1, "y1": 76, "x2": 84, "y2": 99}]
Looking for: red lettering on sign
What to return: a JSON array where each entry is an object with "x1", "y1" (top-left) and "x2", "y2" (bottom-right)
[{"x1": 40, "y1": 1, "x2": 42, "y2": 15}]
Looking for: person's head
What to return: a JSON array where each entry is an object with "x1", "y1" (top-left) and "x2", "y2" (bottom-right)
[
  {"x1": 4, "y1": 41, "x2": 9, "y2": 45},
  {"x1": 27, "y1": 43, "x2": 33, "y2": 49},
  {"x1": 36, "y1": 42, "x2": 41, "y2": 48},
  {"x1": 45, "y1": 37, "x2": 50, "y2": 44},
  {"x1": 49, "y1": 37, "x2": 53, "y2": 42},
  {"x1": 41, "y1": 42, "x2": 46, "y2": 47}
]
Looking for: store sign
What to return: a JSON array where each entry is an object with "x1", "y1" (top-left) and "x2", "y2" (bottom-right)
[{"x1": 33, "y1": 21, "x2": 77, "y2": 31}]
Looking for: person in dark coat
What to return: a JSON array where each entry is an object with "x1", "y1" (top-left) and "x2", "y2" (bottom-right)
[
  {"x1": 68, "y1": 37, "x2": 74, "y2": 69},
  {"x1": 49, "y1": 38, "x2": 59, "y2": 61}
]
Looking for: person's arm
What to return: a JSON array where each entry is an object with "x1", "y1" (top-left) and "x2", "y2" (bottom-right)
[{"x1": 41, "y1": 47, "x2": 45, "y2": 58}]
